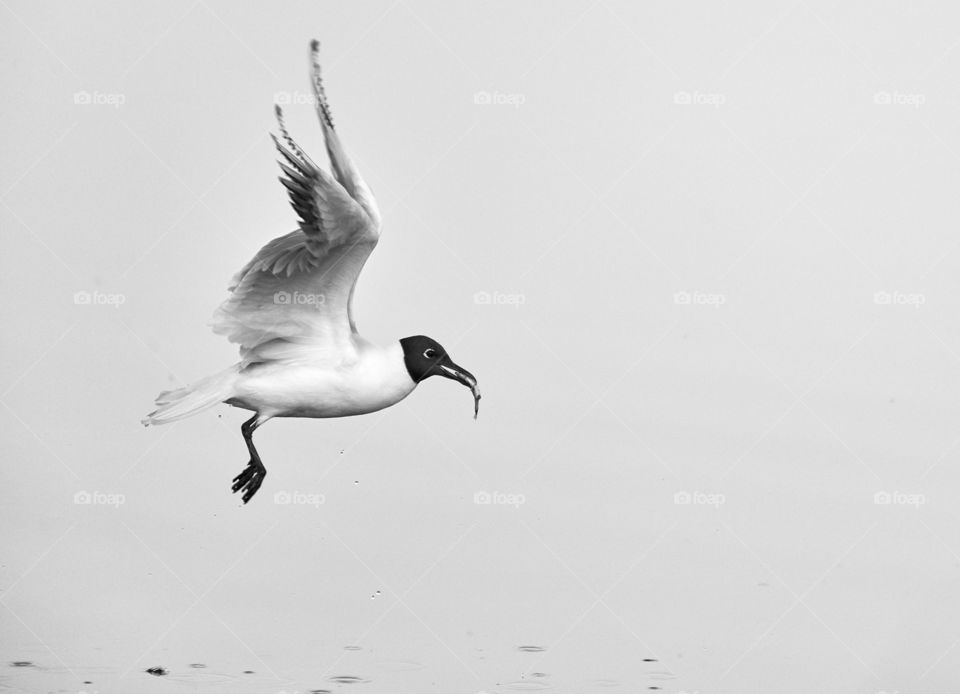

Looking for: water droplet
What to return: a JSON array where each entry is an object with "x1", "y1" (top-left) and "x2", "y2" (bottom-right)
[
  {"x1": 499, "y1": 680, "x2": 553, "y2": 691},
  {"x1": 10, "y1": 662, "x2": 33, "y2": 668},
  {"x1": 189, "y1": 663, "x2": 206, "y2": 668},
  {"x1": 343, "y1": 645, "x2": 362, "y2": 651},
  {"x1": 517, "y1": 645, "x2": 545, "y2": 653}
]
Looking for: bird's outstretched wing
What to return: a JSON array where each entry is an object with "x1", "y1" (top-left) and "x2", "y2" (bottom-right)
[
  {"x1": 309, "y1": 39, "x2": 379, "y2": 225},
  {"x1": 211, "y1": 41, "x2": 381, "y2": 367}
]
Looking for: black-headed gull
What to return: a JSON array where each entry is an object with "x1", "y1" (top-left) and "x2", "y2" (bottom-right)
[{"x1": 143, "y1": 40, "x2": 480, "y2": 503}]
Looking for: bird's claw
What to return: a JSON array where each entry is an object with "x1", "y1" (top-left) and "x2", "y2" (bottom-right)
[{"x1": 231, "y1": 459, "x2": 266, "y2": 504}]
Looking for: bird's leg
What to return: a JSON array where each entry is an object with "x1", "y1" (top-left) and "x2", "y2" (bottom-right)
[{"x1": 231, "y1": 414, "x2": 267, "y2": 504}]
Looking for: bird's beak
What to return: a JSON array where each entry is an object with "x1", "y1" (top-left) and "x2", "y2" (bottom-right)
[{"x1": 436, "y1": 360, "x2": 481, "y2": 419}]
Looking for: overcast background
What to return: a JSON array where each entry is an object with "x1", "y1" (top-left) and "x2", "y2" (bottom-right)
[{"x1": 4, "y1": 1, "x2": 960, "y2": 692}]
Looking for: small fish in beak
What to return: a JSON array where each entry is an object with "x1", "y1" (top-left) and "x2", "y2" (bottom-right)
[
  {"x1": 438, "y1": 362, "x2": 481, "y2": 419},
  {"x1": 399, "y1": 335, "x2": 481, "y2": 419}
]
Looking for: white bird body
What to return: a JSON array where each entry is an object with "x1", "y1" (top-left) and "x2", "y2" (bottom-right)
[
  {"x1": 143, "y1": 40, "x2": 480, "y2": 503},
  {"x1": 227, "y1": 341, "x2": 416, "y2": 419}
]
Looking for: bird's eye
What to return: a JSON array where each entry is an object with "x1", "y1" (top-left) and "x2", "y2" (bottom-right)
[{"x1": 423, "y1": 349, "x2": 438, "y2": 359}]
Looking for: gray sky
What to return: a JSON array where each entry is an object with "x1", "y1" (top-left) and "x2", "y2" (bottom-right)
[{"x1": 4, "y1": 1, "x2": 960, "y2": 692}]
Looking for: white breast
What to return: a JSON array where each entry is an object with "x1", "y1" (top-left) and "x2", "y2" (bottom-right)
[{"x1": 230, "y1": 341, "x2": 417, "y2": 418}]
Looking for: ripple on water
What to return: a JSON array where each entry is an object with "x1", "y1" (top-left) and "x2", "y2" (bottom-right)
[
  {"x1": 329, "y1": 675, "x2": 371, "y2": 684},
  {"x1": 166, "y1": 671, "x2": 236, "y2": 684},
  {"x1": 10, "y1": 662, "x2": 33, "y2": 668},
  {"x1": 145, "y1": 667, "x2": 168, "y2": 677},
  {"x1": 343, "y1": 645, "x2": 363, "y2": 651},
  {"x1": 517, "y1": 645, "x2": 545, "y2": 653},
  {"x1": 647, "y1": 671, "x2": 676, "y2": 680},
  {"x1": 373, "y1": 660, "x2": 426, "y2": 672},
  {"x1": 499, "y1": 680, "x2": 554, "y2": 691},
  {"x1": 587, "y1": 679, "x2": 622, "y2": 687}
]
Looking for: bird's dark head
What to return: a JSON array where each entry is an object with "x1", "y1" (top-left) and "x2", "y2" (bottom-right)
[{"x1": 400, "y1": 335, "x2": 481, "y2": 418}]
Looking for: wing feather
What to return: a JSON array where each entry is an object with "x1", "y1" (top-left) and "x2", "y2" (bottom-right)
[{"x1": 210, "y1": 49, "x2": 381, "y2": 367}]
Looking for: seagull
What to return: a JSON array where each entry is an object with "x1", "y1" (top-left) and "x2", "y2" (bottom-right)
[{"x1": 143, "y1": 40, "x2": 480, "y2": 503}]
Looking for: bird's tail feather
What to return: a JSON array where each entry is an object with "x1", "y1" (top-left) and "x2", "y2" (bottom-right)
[{"x1": 142, "y1": 365, "x2": 240, "y2": 426}]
